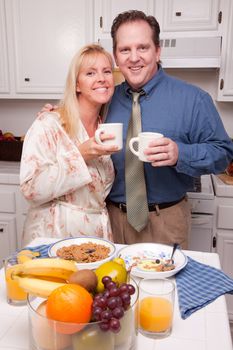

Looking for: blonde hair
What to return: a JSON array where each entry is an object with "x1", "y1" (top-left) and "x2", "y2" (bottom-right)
[{"x1": 59, "y1": 44, "x2": 114, "y2": 138}]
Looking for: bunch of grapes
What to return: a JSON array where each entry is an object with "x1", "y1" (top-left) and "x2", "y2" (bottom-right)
[{"x1": 92, "y1": 276, "x2": 136, "y2": 333}]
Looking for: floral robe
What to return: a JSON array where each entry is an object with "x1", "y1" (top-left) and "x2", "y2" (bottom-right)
[{"x1": 20, "y1": 112, "x2": 115, "y2": 245}]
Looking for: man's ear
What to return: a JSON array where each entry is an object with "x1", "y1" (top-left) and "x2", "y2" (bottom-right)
[
  {"x1": 113, "y1": 52, "x2": 118, "y2": 67},
  {"x1": 155, "y1": 46, "x2": 161, "y2": 63}
]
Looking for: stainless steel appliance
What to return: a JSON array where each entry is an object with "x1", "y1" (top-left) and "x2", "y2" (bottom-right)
[{"x1": 187, "y1": 175, "x2": 216, "y2": 252}]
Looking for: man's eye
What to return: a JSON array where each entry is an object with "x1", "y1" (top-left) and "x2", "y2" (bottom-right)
[
  {"x1": 139, "y1": 46, "x2": 147, "y2": 52},
  {"x1": 120, "y1": 48, "x2": 129, "y2": 53}
]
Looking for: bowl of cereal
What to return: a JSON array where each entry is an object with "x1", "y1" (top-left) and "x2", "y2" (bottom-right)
[
  {"x1": 117, "y1": 243, "x2": 187, "y2": 279},
  {"x1": 48, "y1": 237, "x2": 116, "y2": 270}
]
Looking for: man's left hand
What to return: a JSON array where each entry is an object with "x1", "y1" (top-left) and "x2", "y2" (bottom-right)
[{"x1": 144, "y1": 137, "x2": 178, "y2": 167}]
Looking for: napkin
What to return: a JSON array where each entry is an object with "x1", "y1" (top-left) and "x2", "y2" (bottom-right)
[
  {"x1": 9, "y1": 244, "x2": 51, "y2": 264},
  {"x1": 176, "y1": 256, "x2": 233, "y2": 319}
]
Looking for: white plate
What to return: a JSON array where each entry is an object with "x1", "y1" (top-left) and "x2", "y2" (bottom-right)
[
  {"x1": 117, "y1": 243, "x2": 187, "y2": 279},
  {"x1": 48, "y1": 237, "x2": 116, "y2": 270}
]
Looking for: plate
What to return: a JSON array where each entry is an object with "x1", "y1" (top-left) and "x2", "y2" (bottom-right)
[
  {"x1": 117, "y1": 243, "x2": 187, "y2": 279},
  {"x1": 48, "y1": 236, "x2": 116, "y2": 270}
]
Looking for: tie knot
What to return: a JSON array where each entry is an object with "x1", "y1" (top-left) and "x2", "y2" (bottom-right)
[{"x1": 130, "y1": 90, "x2": 145, "y2": 103}]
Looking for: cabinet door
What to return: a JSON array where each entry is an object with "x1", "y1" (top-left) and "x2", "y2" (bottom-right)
[
  {"x1": 216, "y1": 230, "x2": 233, "y2": 320},
  {"x1": 217, "y1": 0, "x2": 233, "y2": 101},
  {"x1": 5, "y1": 0, "x2": 93, "y2": 97},
  {"x1": 0, "y1": 0, "x2": 10, "y2": 93},
  {"x1": 155, "y1": 0, "x2": 222, "y2": 36},
  {"x1": 0, "y1": 215, "x2": 17, "y2": 267},
  {"x1": 94, "y1": 0, "x2": 154, "y2": 42}
]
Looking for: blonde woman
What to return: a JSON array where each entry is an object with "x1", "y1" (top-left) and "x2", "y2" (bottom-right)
[{"x1": 20, "y1": 44, "x2": 118, "y2": 245}]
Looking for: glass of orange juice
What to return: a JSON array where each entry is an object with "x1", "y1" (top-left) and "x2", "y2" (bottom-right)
[
  {"x1": 3, "y1": 256, "x2": 27, "y2": 305},
  {"x1": 137, "y1": 278, "x2": 175, "y2": 339}
]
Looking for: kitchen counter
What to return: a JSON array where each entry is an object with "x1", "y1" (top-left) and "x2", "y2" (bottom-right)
[
  {"x1": 212, "y1": 174, "x2": 233, "y2": 197},
  {"x1": 0, "y1": 238, "x2": 232, "y2": 350},
  {"x1": 0, "y1": 161, "x2": 20, "y2": 184}
]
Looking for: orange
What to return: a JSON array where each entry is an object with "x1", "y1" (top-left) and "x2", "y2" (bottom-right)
[
  {"x1": 46, "y1": 284, "x2": 93, "y2": 334},
  {"x1": 139, "y1": 296, "x2": 173, "y2": 332}
]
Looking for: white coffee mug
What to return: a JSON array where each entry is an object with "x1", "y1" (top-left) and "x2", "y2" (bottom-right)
[
  {"x1": 129, "y1": 132, "x2": 164, "y2": 162},
  {"x1": 95, "y1": 123, "x2": 123, "y2": 149}
]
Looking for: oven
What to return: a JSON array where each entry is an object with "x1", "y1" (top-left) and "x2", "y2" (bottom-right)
[{"x1": 187, "y1": 175, "x2": 216, "y2": 252}]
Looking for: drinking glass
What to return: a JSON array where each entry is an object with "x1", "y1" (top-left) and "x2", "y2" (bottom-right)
[
  {"x1": 3, "y1": 255, "x2": 27, "y2": 306},
  {"x1": 137, "y1": 278, "x2": 175, "y2": 339}
]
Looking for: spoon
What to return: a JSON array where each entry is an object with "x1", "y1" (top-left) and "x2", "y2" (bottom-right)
[{"x1": 169, "y1": 243, "x2": 179, "y2": 263}]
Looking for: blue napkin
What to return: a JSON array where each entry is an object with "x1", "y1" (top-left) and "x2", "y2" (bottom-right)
[
  {"x1": 9, "y1": 244, "x2": 51, "y2": 264},
  {"x1": 176, "y1": 256, "x2": 233, "y2": 319}
]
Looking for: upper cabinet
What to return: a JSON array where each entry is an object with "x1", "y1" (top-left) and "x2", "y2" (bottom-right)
[
  {"x1": 0, "y1": 0, "x2": 93, "y2": 99},
  {"x1": 0, "y1": 0, "x2": 10, "y2": 94},
  {"x1": 217, "y1": 0, "x2": 233, "y2": 101},
  {"x1": 154, "y1": 0, "x2": 223, "y2": 37}
]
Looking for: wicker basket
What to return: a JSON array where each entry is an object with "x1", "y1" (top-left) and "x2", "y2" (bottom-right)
[{"x1": 0, "y1": 138, "x2": 23, "y2": 161}]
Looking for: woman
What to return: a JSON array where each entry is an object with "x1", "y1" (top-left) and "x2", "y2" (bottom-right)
[{"x1": 20, "y1": 44, "x2": 118, "y2": 245}]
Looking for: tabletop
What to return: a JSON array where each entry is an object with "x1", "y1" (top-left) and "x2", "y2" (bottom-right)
[{"x1": 0, "y1": 237, "x2": 232, "y2": 350}]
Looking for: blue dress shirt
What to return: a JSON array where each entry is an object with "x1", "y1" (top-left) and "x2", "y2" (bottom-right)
[{"x1": 106, "y1": 66, "x2": 233, "y2": 204}]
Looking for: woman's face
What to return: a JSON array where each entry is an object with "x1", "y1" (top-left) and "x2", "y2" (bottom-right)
[{"x1": 76, "y1": 53, "x2": 114, "y2": 106}]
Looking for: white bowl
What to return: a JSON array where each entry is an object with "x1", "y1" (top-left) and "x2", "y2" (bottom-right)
[
  {"x1": 117, "y1": 243, "x2": 187, "y2": 279},
  {"x1": 48, "y1": 237, "x2": 116, "y2": 270}
]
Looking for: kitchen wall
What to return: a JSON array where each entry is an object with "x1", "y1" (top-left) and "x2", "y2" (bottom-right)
[{"x1": 0, "y1": 69, "x2": 233, "y2": 138}]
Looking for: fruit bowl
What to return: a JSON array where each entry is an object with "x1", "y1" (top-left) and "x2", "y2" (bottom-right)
[
  {"x1": 48, "y1": 237, "x2": 116, "y2": 270},
  {"x1": 27, "y1": 277, "x2": 138, "y2": 350}
]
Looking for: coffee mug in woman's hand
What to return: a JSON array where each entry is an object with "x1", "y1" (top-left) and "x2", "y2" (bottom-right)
[{"x1": 95, "y1": 123, "x2": 123, "y2": 150}]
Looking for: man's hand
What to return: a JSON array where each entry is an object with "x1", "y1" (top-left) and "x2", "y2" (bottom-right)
[
  {"x1": 37, "y1": 103, "x2": 58, "y2": 116},
  {"x1": 144, "y1": 137, "x2": 179, "y2": 167}
]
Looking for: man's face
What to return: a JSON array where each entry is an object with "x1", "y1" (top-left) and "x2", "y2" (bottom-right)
[{"x1": 114, "y1": 20, "x2": 161, "y2": 90}]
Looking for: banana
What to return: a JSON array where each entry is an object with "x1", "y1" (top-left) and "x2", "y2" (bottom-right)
[
  {"x1": 14, "y1": 275, "x2": 66, "y2": 298},
  {"x1": 15, "y1": 258, "x2": 77, "y2": 280}
]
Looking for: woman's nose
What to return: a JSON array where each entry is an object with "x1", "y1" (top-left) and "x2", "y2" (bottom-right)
[{"x1": 97, "y1": 72, "x2": 105, "y2": 81}]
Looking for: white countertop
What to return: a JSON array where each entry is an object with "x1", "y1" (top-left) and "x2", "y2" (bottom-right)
[
  {"x1": 212, "y1": 174, "x2": 233, "y2": 197},
  {"x1": 0, "y1": 237, "x2": 232, "y2": 350},
  {"x1": 0, "y1": 161, "x2": 20, "y2": 184}
]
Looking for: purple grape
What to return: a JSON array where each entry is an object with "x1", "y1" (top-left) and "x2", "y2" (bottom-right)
[
  {"x1": 103, "y1": 289, "x2": 110, "y2": 298},
  {"x1": 99, "y1": 321, "x2": 110, "y2": 332},
  {"x1": 106, "y1": 281, "x2": 117, "y2": 290},
  {"x1": 115, "y1": 296, "x2": 123, "y2": 306},
  {"x1": 101, "y1": 309, "x2": 113, "y2": 321},
  {"x1": 109, "y1": 286, "x2": 120, "y2": 297},
  {"x1": 127, "y1": 284, "x2": 136, "y2": 295},
  {"x1": 97, "y1": 296, "x2": 107, "y2": 308},
  {"x1": 107, "y1": 297, "x2": 118, "y2": 310},
  {"x1": 102, "y1": 276, "x2": 112, "y2": 286},
  {"x1": 120, "y1": 292, "x2": 130, "y2": 305},
  {"x1": 109, "y1": 318, "x2": 121, "y2": 333},
  {"x1": 112, "y1": 306, "x2": 124, "y2": 319},
  {"x1": 119, "y1": 283, "x2": 128, "y2": 293},
  {"x1": 93, "y1": 306, "x2": 103, "y2": 321}
]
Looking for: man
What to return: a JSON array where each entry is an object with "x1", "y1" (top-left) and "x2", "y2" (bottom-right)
[{"x1": 105, "y1": 10, "x2": 233, "y2": 248}]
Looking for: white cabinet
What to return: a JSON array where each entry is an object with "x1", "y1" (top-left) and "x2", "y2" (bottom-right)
[
  {"x1": 0, "y1": 0, "x2": 10, "y2": 93},
  {"x1": 0, "y1": 0, "x2": 93, "y2": 99},
  {"x1": 154, "y1": 0, "x2": 223, "y2": 37},
  {"x1": 215, "y1": 196, "x2": 233, "y2": 321},
  {"x1": 0, "y1": 183, "x2": 28, "y2": 266},
  {"x1": 94, "y1": 0, "x2": 154, "y2": 53},
  {"x1": 217, "y1": 0, "x2": 233, "y2": 101}
]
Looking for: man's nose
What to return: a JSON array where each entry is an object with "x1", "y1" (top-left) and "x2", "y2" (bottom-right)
[{"x1": 129, "y1": 49, "x2": 139, "y2": 62}]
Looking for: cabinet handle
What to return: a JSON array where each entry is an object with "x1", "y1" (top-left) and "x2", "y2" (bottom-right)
[
  {"x1": 175, "y1": 12, "x2": 182, "y2": 16},
  {"x1": 0, "y1": 228, "x2": 3, "y2": 233},
  {"x1": 220, "y1": 78, "x2": 224, "y2": 90},
  {"x1": 24, "y1": 77, "x2": 30, "y2": 82}
]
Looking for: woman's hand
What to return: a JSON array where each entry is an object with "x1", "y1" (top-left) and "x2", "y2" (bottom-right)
[{"x1": 78, "y1": 134, "x2": 119, "y2": 161}]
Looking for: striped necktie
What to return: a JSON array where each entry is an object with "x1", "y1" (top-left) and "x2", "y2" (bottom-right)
[{"x1": 125, "y1": 91, "x2": 149, "y2": 232}]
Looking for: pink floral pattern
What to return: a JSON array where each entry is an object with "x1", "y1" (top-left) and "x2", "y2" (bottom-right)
[{"x1": 20, "y1": 112, "x2": 115, "y2": 245}]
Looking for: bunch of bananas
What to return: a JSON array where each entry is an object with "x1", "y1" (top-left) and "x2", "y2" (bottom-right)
[{"x1": 12, "y1": 257, "x2": 77, "y2": 298}]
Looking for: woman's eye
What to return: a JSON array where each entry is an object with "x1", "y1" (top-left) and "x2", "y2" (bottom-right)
[
  {"x1": 86, "y1": 71, "x2": 95, "y2": 76},
  {"x1": 104, "y1": 70, "x2": 112, "y2": 74}
]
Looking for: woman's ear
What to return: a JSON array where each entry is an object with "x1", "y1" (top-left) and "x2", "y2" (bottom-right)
[{"x1": 76, "y1": 83, "x2": 81, "y2": 93}]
